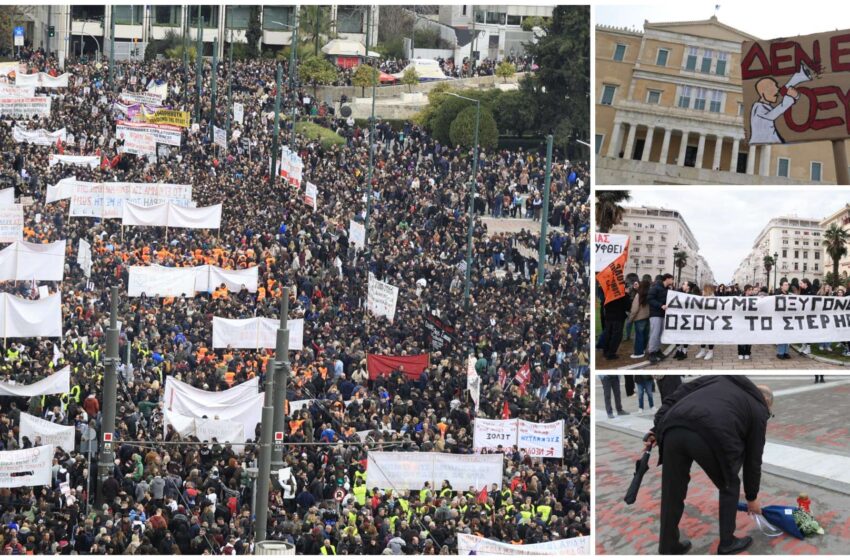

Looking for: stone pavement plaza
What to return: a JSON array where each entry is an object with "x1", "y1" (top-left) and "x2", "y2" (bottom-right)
[{"x1": 595, "y1": 376, "x2": 850, "y2": 554}]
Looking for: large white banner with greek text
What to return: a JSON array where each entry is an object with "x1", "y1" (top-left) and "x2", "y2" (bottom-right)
[
  {"x1": 12, "y1": 126, "x2": 66, "y2": 146},
  {"x1": 660, "y1": 292, "x2": 850, "y2": 345},
  {"x1": 212, "y1": 317, "x2": 304, "y2": 351},
  {"x1": 457, "y1": 534, "x2": 591, "y2": 556},
  {"x1": 116, "y1": 121, "x2": 182, "y2": 147},
  {"x1": 68, "y1": 181, "x2": 192, "y2": 218},
  {"x1": 366, "y1": 452, "x2": 503, "y2": 491},
  {"x1": 0, "y1": 189, "x2": 12, "y2": 205},
  {"x1": 128, "y1": 265, "x2": 196, "y2": 297},
  {"x1": 517, "y1": 419, "x2": 564, "y2": 459},
  {"x1": 163, "y1": 376, "x2": 259, "y2": 412},
  {"x1": 0, "y1": 446, "x2": 54, "y2": 488},
  {"x1": 122, "y1": 202, "x2": 221, "y2": 229},
  {"x1": 0, "y1": 84, "x2": 34, "y2": 97},
  {"x1": 15, "y1": 72, "x2": 69, "y2": 88},
  {"x1": 0, "y1": 240, "x2": 66, "y2": 281},
  {"x1": 367, "y1": 273, "x2": 399, "y2": 323},
  {"x1": 19, "y1": 412, "x2": 75, "y2": 452},
  {"x1": 0, "y1": 97, "x2": 51, "y2": 118},
  {"x1": 473, "y1": 419, "x2": 518, "y2": 452},
  {"x1": 0, "y1": 366, "x2": 69, "y2": 397},
  {"x1": 0, "y1": 205, "x2": 23, "y2": 242}
]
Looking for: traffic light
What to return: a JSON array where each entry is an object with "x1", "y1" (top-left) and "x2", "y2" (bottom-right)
[{"x1": 48, "y1": 26, "x2": 55, "y2": 38}]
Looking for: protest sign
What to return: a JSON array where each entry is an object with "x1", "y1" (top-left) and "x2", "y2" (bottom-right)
[
  {"x1": 128, "y1": 265, "x2": 196, "y2": 297},
  {"x1": 517, "y1": 419, "x2": 564, "y2": 458},
  {"x1": 365, "y1": 451, "x2": 503, "y2": 491},
  {"x1": 68, "y1": 181, "x2": 192, "y2": 219},
  {"x1": 12, "y1": 126, "x2": 66, "y2": 146},
  {"x1": 0, "y1": 239, "x2": 66, "y2": 281},
  {"x1": 0, "y1": 204, "x2": 23, "y2": 242},
  {"x1": 457, "y1": 534, "x2": 591, "y2": 556},
  {"x1": 233, "y1": 102, "x2": 244, "y2": 124},
  {"x1": 144, "y1": 109, "x2": 190, "y2": 128},
  {"x1": 214, "y1": 125, "x2": 227, "y2": 149},
  {"x1": 0, "y1": 188, "x2": 12, "y2": 205},
  {"x1": 473, "y1": 418, "x2": 518, "y2": 452},
  {"x1": 0, "y1": 446, "x2": 54, "y2": 488},
  {"x1": 367, "y1": 273, "x2": 399, "y2": 322},
  {"x1": 742, "y1": 30, "x2": 850, "y2": 144},
  {"x1": 304, "y1": 181, "x2": 318, "y2": 211},
  {"x1": 77, "y1": 239, "x2": 92, "y2": 278},
  {"x1": 116, "y1": 121, "x2": 182, "y2": 147},
  {"x1": 118, "y1": 131, "x2": 157, "y2": 156},
  {"x1": 348, "y1": 219, "x2": 366, "y2": 250},
  {"x1": 595, "y1": 232, "x2": 629, "y2": 303},
  {"x1": 0, "y1": 366, "x2": 69, "y2": 397},
  {"x1": 0, "y1": 84, "x2": 34, "y2": 97},
  {"x1": 19, "y1": 412, "x2": 75, "y2": 452},
  {"x1": 212, "y1": 317, "x2": 304, "y2": 351},
  {"x1": 423, "y1": 312, "x2": 457, "y2": 351},
  {"x1": 120, "y1": 90, "x2": 164, "y2": 106},
  {"x1": 366, "y1": 353, "x2": 429, "y2": 381},
  {"x1": 15, "y1": 72, "x2": 69, "y2": 88},
  {"x1": 123, "y1": 202, "x2": 222, "y2": 229},
  {"x1": 661, "y1": 292, "x2": 850, "y2": 344},
  {"x1": 0, "y1": 96, "x2": 51, "y2": 118},
  {"x1": 467, "y1": 355, "x2": 480, "y2": 412},
  {"x1": 48, "y1": 154, "x2": 99, "y2": 168}
]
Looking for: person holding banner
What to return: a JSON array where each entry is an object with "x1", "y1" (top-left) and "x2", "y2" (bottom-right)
[
  {"x1": 648, "y1": 274, "x2": 674, "y2": 364},
  {"x1": 775, "y1": 281, "x2": 793, "y2": 360}
]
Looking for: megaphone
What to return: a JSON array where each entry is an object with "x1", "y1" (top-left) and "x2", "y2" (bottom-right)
[{"x1": 785, "y1": 61, "x2": 815, "y2": 89}]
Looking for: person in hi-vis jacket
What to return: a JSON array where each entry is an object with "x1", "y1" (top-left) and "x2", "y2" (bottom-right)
[{"x1": 749, "y1": 78, "x2": 799, "y2": 144}]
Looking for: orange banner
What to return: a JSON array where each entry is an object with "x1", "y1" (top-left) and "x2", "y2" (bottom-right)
[{"x1": 596, "y1": 237, "x2": 629, "y2": 302}]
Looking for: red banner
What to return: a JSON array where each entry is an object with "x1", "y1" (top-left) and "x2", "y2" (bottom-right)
[{"x1": 366, "y1": 353, "x2": 430, "y2": 381}]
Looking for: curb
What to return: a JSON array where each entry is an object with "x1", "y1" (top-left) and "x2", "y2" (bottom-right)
[
  {"x1": 618, "y1": 344, "x2": 676, "y2": 370},
  {"x1": 792, "y1": 345, "x2": 850, "y2": 367}
]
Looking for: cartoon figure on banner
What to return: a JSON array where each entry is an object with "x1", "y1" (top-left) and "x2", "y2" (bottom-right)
[{"x1": 749, "y1": 62, "x2": 817, "y2": 144}]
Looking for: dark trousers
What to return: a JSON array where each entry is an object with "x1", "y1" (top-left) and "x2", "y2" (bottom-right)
[
  {"x1": 601, "y1": 375, "x2": 624, "y2": 415},
  {"x1": 604, "y1": 319, "x2": 625, "y2": 358},
  {"x1": 659, "y1": 428, "x2": 739, "y2": 554}
]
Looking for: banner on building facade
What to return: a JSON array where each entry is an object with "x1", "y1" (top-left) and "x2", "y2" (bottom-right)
[
  {"x1": 0, "y1": 366, "x2": 69, "y2": 397},
  {"x1": 19, "y1": 412, "x2": 75, "y2": 452},
  {"x1": 365, "y1": 451, "x2": 503, "y2": 492},
  {"x1": 595, "y1": 232, "x2": 629, "y2": 302},
  {"x1": 456, "y1": 534, "x2": 591, "y2": 556},
  {"x1": 0, "y1": 446, "x2": 54, "y2": 488}
]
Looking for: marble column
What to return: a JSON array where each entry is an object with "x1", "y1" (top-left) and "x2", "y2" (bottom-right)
[
  {"x1": 659, "y1": 128, "x2": 672, "y2": 165},
  {"x1": 623, "y1": 124, "x2": 638, "y2": 160},
  {"x1": 729, "y1": 138, "x2": 741, "y2": 172},
  {"x1": 694, "y1": 134, "x2": 706, "y2": 169},
  {"x1": 677, "y1": 131, "x2": 689, "y2": 166},
  {"x1": 606, "y1": 122, "x2": 623, "y2": 158},
  {"x1": 711, "y1": 136, "x2": 723, "y2": 170},
  {"x1": 641, "y1": 126, "x2": 655, "y2": 162}
]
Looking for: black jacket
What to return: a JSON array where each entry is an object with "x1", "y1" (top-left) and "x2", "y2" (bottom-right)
[
  {"x1": 653, "y1": 376, "x2": 769, "y2": 500},
  {"x1": 647, "y1": 281, "x2": 669, "y2": 318}
]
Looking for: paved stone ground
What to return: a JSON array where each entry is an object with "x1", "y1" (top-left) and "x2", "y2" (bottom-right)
[
  {"x1": 596, "y1": 376, "x2": 850, "y2": 554},
  {"x1": 635, "y1": 344, "x2": 845, "y2": 370}
]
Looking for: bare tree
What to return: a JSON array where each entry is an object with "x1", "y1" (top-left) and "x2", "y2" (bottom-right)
[{"x1": 378, "y1": 6, "x2": 413, "y2": 43}]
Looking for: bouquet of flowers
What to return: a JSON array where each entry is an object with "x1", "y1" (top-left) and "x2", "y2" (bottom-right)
[{"x1": 737, "y1": 494, "x2": 825, "y2": 540}]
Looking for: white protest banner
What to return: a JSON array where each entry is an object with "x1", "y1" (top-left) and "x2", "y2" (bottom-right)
[
  {"x1": 48, "y1": 155, "x2": 99, "y2": 168},
  {"x1": 365, "y1": 451, "x2": 503, "y2": 492},
  {"x1": 0, "y1": 188, "x2": 12, "y2": 205},
  {"x1": 0, "y1": 240, "x2": 67, "y2": 281},
  {"x1": 168, "y1": 203, "x2": 222, "y2": 229},
  {"x1": 121, "y1": 201, "x2": 169, "y2": 226},
  {"x1": 163, "y1": 408, "x2": 245, "y2": 450},
  {"x1": 77, "y1": 239, "x2": 92, "y2": 278},
  {"x1": 214, "y1": 125, "x2": 226, "y2": 149},
  {"x1": 163, "y1": 376, "x2": 259, "y2": 412},
  {"x1": 660, "y1": 292, "x2": 850, "y2": 345},
  {"x1": 120, "y1": 90, "x2": 164, "y2": 106},
  {"x1": 517, "y1": 419, "x2": 564, "y2": 459},
  {"x1": 15, "y1": 72, "x2": 69, "y2": 88},
  {"x1": 46, "y1": 176, "x2": 77, "y2": 202},
  {"x1": 0, "y1": 446, "x2": 54, "y2": 488},
  {"x1": 233, "y1": 103, "x2": 244, "y2": 124},
  {"x1": 116, "y1": 121, "x2": 182, "y2": 147},
  {"x1": 367, "y1": 273, "x2": 399, "y2": 323},
  {"x1": 4, "y1": 293, "x2": 63, "y2": 338},
  {"x1": 594, "y1": 232, "x2": 629, "y2": 272},
  {"x1": 128, "y1": 265, "x2": 196, "y2": 297},
  {"x1": 207, "y1": 265, "x2": 258, "y2": 293},
  {"x1": 0, "y1": 97, "x2": 51, "y2": 118},
  {"x1": 69, "y1": 181, "x2": 192, "y2": 219},
  {"x1": 212, "y1": 317, "x2": 304, "y2": 351},
  {"x1": 467, "y1": 355, "x2": 480, "y2": 413},
  {"x1": 166, "y1": 391, "x2": 264, "y2": 442},
  {"x1": 19, "y1": 412, "x2": 75, "y2": 452},
  {"x1": 0, "y1": 84, "x2": 34, "y2": 97},
  {"x1": 473, "y1": 418, "x2": 517, "y2": 452},
  {"x1": 0, "y1": 366, "x2": 69, "y2": 397},
  {"x1": 118, "y1": 131, "x2": 157, "y2": 156},
  {"x1": 12, "y1": 126, "x2": 66, "y2": 146},
  {"x1": 348, "y1": 220, "x2": 365, "y2": 250},
  {"x1": 304, "y1": 181, "x2": 318, "y2": 212},
  {"x1": 0, "y1": 205, "x2": 23, "y2": 242},
  {"x1": 457, "y1": 534, "x2": 591, "y2": 556}
]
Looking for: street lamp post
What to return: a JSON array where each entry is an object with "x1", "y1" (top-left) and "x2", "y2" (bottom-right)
[
  {"x1": 194, "y1": 13, "x2": 203, "y2": 125},
  {"x1": 774, "y1": 252, "x2": 779, "y2": 293},
  {"x1": 445, "y1": 92, "x2": 481, "y2": 312},
  {"x1": 95, "y1": 287, "x2": 119, "y2": 506},
  {"x1": 109, "y1": 7, "x2": 114, "y2": 91},
  {"x1": 269, "y1": 19, "x2": 299, "y2": 148},
  {"x1": 363, "y1": 6, "x2": 376, "y2": 256},
  {"x1": 536, "y1": 135, "x2": 553, "y2": 287},
  {"x1": 695, "y1": 263, "x2": 699, "y2": 288},
  {"x1": 271, "y1": 292, "x2": 291, "y2": 469},
  {"x1": 209, "y1": 37, "x2": 218, "y2": 136},
  {"x1": 270, "y1": 64, "x2": 283, "y2": 186}
]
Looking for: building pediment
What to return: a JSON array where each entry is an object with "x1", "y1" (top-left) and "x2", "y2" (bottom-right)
[{"x1": 645, "y1": 16, "x2": 759, "y2": 44}]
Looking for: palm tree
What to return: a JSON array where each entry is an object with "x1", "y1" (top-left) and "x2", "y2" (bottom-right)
[
  {"x1": 763, "y1": 254, "x2": 775, "y2": 289},
  {"x1": 824, "y1": 223, "x2": 850, "y2": 287},
  {"x1": 299, "y1": 6, "x2": 333, "y2": 57},
  {"x1": 674, "y1": 250, "x2": 688, "y2": 286},
  {"x1": 595, "y1": 191, "x2": 631, "y2": 233}
]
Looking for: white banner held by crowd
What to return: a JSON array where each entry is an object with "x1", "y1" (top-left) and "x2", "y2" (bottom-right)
[
  {"x1": 0, "y1": 446, "x2": 54, "y2": 488},
  {"x1": 0, "y1": 366, "x2": 69, "y2": 397},
  {"x1": 0, "y1": 188, "x2": 12, "y2": 205},
  {"x1": 348, "y1": 220, "x2": 365, "y2": 250},
  {"x1": 12, "y1": 126, "x2": 66, "y2": 146},
  {"x1": 456, "y1": 534, "x2": 591, "y2": 556},
  {"x1": 116, "y1": 121, "x2": 182, "y2": 147},
  {"x1": 128, "y1": 265, "x2": 196, "y2": 297},
  {"x1": 367, "y1": 273, "x2": 399, "y2": 323},
  {"x1": 233, "y1": 103, "x2": 244, "y2": 124},
  {"x1": 0, "y1": 205, "x2": 23, "y2": 242},
  {"x1": 46, "y1": 177, "x2": 77, "y2": 202},
  {"x1": 0, "y1": 84, "x2": 34, "y2": 97},
  {"x1": 517, "y1": 419, "x2": 564, "y2": 459},
  {"x1": 118, "y1": 131, "x2": 157, "y2": 156},
  {"x1": 0, "y1": 239, "x2": 67, "y2": 281},
  {"x1": 0, "y1": 97, "x2": 51, "y2": 118},
  {"x1": 214, "y1": 126, "x2": 226, "y2": 149},
  {"x1": 304, "y1": 182, "x2": 318, "y2": 212},
  {"x1": 77, "y1": 239, "x2": 92, "y2": 278},
  {"x1": 2, "y1": 293, "x2": 63, "y2": 338},
  {"x1": 68, "y1": 181, "x2": 192, "y2": 219},
  {"x1": 15, "y1": 72, "x2": 69, "y2": 88},
  {"x1": 19, "y1": 412, "x2": 75, "y2": 452},
  {"x1": 212, "y1": 317, "x2": 304, "y2": 351},
  {"x1": 365, "y1": 451, "x2": 503, "y2": 492},
  {"x1": 473, "y1": 418, "x2": 517, "y2": 452},
  {"x1": 48, "y1": 155, "x2": 99, "y2": 168},
  {"x1": 595, "y1": 232, "x2": 629, "y2": 272}
]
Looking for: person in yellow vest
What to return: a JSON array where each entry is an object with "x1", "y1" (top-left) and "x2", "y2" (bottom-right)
[
  {"x1": 439, "y1": 481, "x2": 453, "y2": 499},
  {"x1": 537, "y1": 502, "x2": 552, "y2": 523},
  {"x1": 320, "y1": 539, "x2": 336, "y2": 555},
  {"x1": 519, "y1": 503, "x2": 534, "y2": 523}
]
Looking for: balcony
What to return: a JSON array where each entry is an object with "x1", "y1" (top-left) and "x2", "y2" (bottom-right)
[{"x1": 71, "y1": 20, "x2": 104, "y2": 36}]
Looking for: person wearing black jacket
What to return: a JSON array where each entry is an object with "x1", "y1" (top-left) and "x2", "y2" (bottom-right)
[
  {"x1": 647, "y1": 274, "x2": 674, "y2": 364},
  {"x1": 602, "y1": 293, "x2": 630, "y2": 360},
  {"x1": 648, "y1": 376, "x2": 772, "y2": 555}
]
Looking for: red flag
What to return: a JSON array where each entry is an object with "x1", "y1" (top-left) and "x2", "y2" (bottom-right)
[
  {"x1": 111, "y1": 154, "x2": 121, "y2": 168},
  {"x1": 514, "y1": 362, "x2": 531, "y2": 395},
  {"x1": 100, "y1": 155, "x2": 110, "y2": 169},
  {"x1": 498, "y1": 367, "x2": 507, "y2": 388},
  {"x1": 501, "y1": 400, "x2": 511, "y2": 420},
  {"x1": 56, "y1": 137, "x2": 64, "y2": 154},
  {"x1": 477, "y1": 486, "x2": 488, "y2": 504}
]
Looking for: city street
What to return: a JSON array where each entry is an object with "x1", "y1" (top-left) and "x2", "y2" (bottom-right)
[{"x1": 595, "y1": 376, "x2": 850, "y2": 554}]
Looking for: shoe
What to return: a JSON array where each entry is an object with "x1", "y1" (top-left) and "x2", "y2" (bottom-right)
[
  {"x1": 717, "y1": 536, "x2": 753, "y2": 555},
  {"x1": 738, "y1": 355, "x2": 744, "y2": 360},
  {"x1": 658, "y1": 350, "x2": 668, "y2": 361},
  {"x1": 704, "y1": 350, "x2": 714, "y2": 360},
  {"x1": 802, "y1": 344, "x2": 812, "y2": 355},
  {"x1": 605, "y1": 354, "x2": 620, "y2": 360},
  {"x1": 784, "y1": 353, "x2": 792, "y2": 360},
  {"x1": 607, "y1": 412, "x2": 614, "y2": 419},
  {"x1": 671, "y1": 540, "x2": 692, "y2": 555},
  {"x1": 744, "y1": 355, "x2": 750, "y2": 360},
  {"x1": 649, "y1": 354, "x2": 660, "y2": 364},
  {"x1": 649, "y1": 406, "x2": 656, "y2": 412},
  {"x1": 630, "y1": 353, "x2": 645, "y2": 359},
  {"x1": 617, "y1": 410, "x2": 630, "y2": 416},
  {"x1": 695, "y1": 348, "x2": 707, "y2": 359},
  {"x1": 675, "y1": 350, "x2": 686, "y2": 361},
  {"x1": 638, "y1": 407, "x2": 644, "y2": 413}
]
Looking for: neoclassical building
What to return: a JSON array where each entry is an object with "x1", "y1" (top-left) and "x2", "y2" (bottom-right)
[{"x1": 596, "y1": 16, "x2": 844, "y2": 184}]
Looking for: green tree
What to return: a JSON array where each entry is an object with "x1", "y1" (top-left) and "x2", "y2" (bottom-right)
[
  {"x1": 449, "y1": 106, "x2": 499, "y2": 150},
  {"x1": 495, "y1": 61, "x2": 516, "y2": 83},
  {"x1": 298, "y1": 55, "x2": 338, "y2": 96},
  {"x1": 299, "y1": 6, "x2": 333, "y2": 57},
  {"x1": 351, "y1": 64, "x2": 378, "y2": 97},
  {"x1": 400, "y1": 67, "x2": 419, "y2": 93},
  {"x1": 492, "y1": 90, "x2": 536, "y2": 137},
  {"x1": 375, "y1": 38, "x2": 405, "y2": 60},
  {"x1": 763, "y1": 254, "x2": 775, "y2": 288},
  {"x1": 276, "y1": 42, "x2": 313, "y2": 63},
  {"x1": 674, "y1": 251, "x2": 688, "y2": 285},
  {"x1": 245, "y1": 6, "x2": 262, "y2": 59},
  {"x1": 164, "y1": 43, "x2": 197, "y2": 60},
  {"x1": 594, "y1": 191, "x2": 630, "y2": 233},
  {"x1": 427, "y1": 89, "x2": 501, "y2": 145},
  {"x1": 824, "y1": 223, "x2": 850, "y2": 287},
  {"x1": 524, "y1": 6, "x2": 589, "y2": 158},
  {"x1": 521, "y1": 15, "x2": 551, "y2": 32}
]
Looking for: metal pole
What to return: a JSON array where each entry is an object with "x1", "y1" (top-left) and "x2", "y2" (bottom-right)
[
  {"x1": 364, "y1": 73, "x2": 376, "y2": 252},
  {"x1": 463, "y1": 101, "x2": 480, "y2": 312},
  {"x1": 270, "y1": 64, "x2": 282, "y2": 185},
  {"x1": 271, "y1": 292, "x2": 291, "y2": 469},
  {"x1": 182, "y1": 10, "x2": 188, "y2": 106},
  {"x1": 226, "y1": 22, "x2": 233, "y2": 140},
  {"x1": 95, "y1": 286, "x2": 119, "y2": 506},
  {"x1": 109, "y1": 7, "x2": 115, "y2": 91},
  {"x1": 289, "y1": 13, "x2": 298, "y2": 148},
  {"x1": 469, "y1": 8, "x2": 476, "y2": 76},
  {"x1": 537, "y1": 134, "x2": 553, "y2": 287},
  {"x1": 210, "y1": 36, "x2": 218, "y2": 135},
  {"x1": 254, "y1": 323, "x2": 277, "y2": 543},
  {"x1": 364, "y1": 5, "x2": 371, "y2": 57},
  {"x1": 194, "y1": 12, "x2": 202, "y2": 124}
]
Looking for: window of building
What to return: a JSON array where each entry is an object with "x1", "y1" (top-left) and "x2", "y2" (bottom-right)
[
  {"x1": 811, "y1": 161, "x2": 823, "y2": 182},
  {"x1": 154, "y1": 6, "x2": 181, "y2": 26},
  {"x1": 646, "y1": 89, "x2": 662, "y2": 104},
  {"x1": 113, "y1": 6, "x2": 143, "y2": 25},
  {"x1": 226, "y1": 6, "x2": 252, "y2": 29},
  {"x1": 701, "y1": 49, "x2": 713, "y2": 73},
  {"x1": 782, "y1": 249, "x2": 788, "y2": 258},
  {"x1": 685, "y1": 47, "x2": 698, "y2": 70},
  {"x1": 795, "y1": 262, "x2": 799, "y2": 271},
  {"x1": 633, "y1": 247, "x2": 640, "y2": 253},
  {"x1": 716, "y1": 51, "x2": 728, "y2": 76},
  {"x1": 475, "y1": 10, "x2": 485, "y2": 24},
  {"x1": 189, "y1": 5, "x2": 219, "y2": 28},
  {"x1": 337, "y1": 6, "x2": 365, "y2": 33},
  {"x1": 709, "y1": 90, "x2": 723, "y2": 112},
  {"x1": 815, "y1": 251, "x2": 821, "y2": 260},
  {"x1": 694, "y1": 88, "x2": 707, "y2": 111},
  {"x1": 783, "y1": 240, "x2": 788, "y2": 245},
  {"x1": 658, "y1": 259, "x2": 666, "y2": 265},
  {"x1": 678, "y1": 86, "x2": 692, "y2": 109},
  {"x1": 507, "y1": 14, "x2": 521, "y2": 25},
  {"x1": 263, "y1": 6, "x2": 294, "y2": 29},
  {"x1": 486, "y1": 11, "x2": 507, "y2": 25},
  {"x1": 462, "y1": 6, "x2": 467, "y2": 15},
  {"x1": 777, "y1": 157, "x2": 790, "y2": 177},
  {"x1": 595, "y1": 134, "x2": 604, "y2": 154},
  {"x1": 804, "y1": 251, "x2": 809, "y2": 259},
  {"x1": 815, "y1": 263, "x2": 820, "y2": 271},
  {"x1": 613, "y1": 43, "x2": 626, "y2": 61},
  {"x1": 600, "y1": 84, "x2": 617, "y2": 105},
  {"x1": 656, "y1": 48, "x2": 669, "y2": 66}
]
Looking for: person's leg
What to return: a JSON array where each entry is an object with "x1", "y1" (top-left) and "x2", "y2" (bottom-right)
[
  {"x1": 647, "y1": 382, "x2": 655, "y2": 409},
  {"x1": 601, "y1": 376, "x2": 614, "y2": 416},
  {"x1": 659, "y1": 428, "x2": 695, "y2": 554},
  {"x1": 637, "y1": 382, "x2": 646, "y2": 410},
  {"x1": 623, "y1": 318, "x2": 633, "y2": 341},
  {"x1": 612, "y1": 376, "x2": 627, "y2": 413},
  {"x1": 605, "y1": 320, "x2": 624, "y2": 358},
  {"x1": 648, "y1": 317, "x2": 663, "y2": 356}
]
